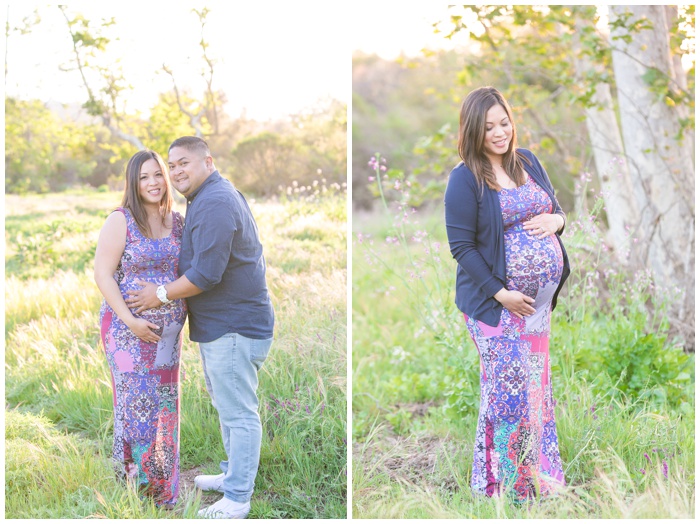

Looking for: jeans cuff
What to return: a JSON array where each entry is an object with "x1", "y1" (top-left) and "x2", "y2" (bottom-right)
[{"x1": 224, "y1": 493, "x2": 252, "y2": 504}]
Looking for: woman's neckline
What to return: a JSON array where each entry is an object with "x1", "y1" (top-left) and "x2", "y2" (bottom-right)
[
  {"x1": 149, "y1": 212, "x2": 176, "y2": 240},
  {"x1": 124, "y1": 207, "x2": 176, "y2": 240},
  {"x1": 498, "y1": 173, "x2": 530, "y2": 192}
]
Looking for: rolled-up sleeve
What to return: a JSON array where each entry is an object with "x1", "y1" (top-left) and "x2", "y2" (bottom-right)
[{"x1": 184, "y1": 198, "x2": 237, "y2": 291}]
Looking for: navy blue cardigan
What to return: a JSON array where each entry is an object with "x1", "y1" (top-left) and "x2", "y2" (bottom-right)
[{"x1": 444, "y1": 148, "x2": 570, "y2": 327}]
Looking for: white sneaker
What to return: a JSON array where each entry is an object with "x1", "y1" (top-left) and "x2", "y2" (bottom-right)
[
  {"x1": 194, "y1": 472, "x2": 225, "y2": 492},
  {"x1": 198, "y1": 497, "x2": 251, "y2": 519}
]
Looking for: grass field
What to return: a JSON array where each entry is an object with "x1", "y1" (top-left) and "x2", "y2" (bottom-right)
[
  {"x1": 5, "y1": 186, "x2": 347, "y2": 519},
  {"x1": 351, "y1": 205, "x2": 695, "y2": 519}
]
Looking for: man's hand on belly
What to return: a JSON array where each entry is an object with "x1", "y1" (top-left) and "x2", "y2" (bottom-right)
[{"x1": 125, "y1": 280, "x2": 162, "y2": 313}]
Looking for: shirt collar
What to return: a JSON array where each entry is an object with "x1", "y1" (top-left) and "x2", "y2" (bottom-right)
[{"x1": 188, "y1": 170, "x2": 221, "y2": 201}]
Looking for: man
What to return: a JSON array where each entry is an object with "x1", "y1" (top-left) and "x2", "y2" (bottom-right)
[{"x1": 127, "y1": 136, "x2": 274, "y2": 519}]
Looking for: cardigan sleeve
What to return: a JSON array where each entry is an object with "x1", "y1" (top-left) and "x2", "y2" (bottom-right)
[{"x1": 444, "y1": 166, "x2": 505, "y2": 298}]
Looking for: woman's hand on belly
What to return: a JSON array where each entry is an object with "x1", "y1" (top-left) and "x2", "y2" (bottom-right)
[
  {"x1": 524, "y1": 213, "x2": 564, "y2": 238},
  {"x1": 494, "y1": 288, "x2": 536, "y2": 319},
  {"x1": 126, "y1": 317, "x2": 162, "y2": 344}
]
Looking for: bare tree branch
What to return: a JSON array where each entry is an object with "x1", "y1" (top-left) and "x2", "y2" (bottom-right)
[
  {"x1": 197, "y1": 7, "x2": 219, "y2": 135},
  {"x1": 58, "y1": 5, "x2": 145, "y2": 150},
  {"x1": 162, "y1": 63, "x2": 206, "y2": 137}
]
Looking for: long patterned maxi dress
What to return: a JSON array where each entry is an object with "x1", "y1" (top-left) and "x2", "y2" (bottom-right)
[
  {"x1": 464, "y1": 174, "x2": 565, "y2": 502},
  {"x1": 99, "y1": 207, "x2": 187, "y2": 506}
]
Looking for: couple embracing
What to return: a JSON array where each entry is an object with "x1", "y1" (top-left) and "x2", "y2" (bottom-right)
[{"x1": 94, "y1": 136, "x2": 274, "y2": 519}]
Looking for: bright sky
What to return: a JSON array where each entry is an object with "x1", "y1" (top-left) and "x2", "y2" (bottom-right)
[
  {"x1": 6, "y1": 3, "x2": 693, "y2": 120},
  {"x1": 350, "y1": 4, "x2": 459, "y2": 58},
  {"x1": 4, "y1": 1, "x2": 350, "y2": 121}
]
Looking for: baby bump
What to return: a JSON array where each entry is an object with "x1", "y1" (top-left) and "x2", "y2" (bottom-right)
[
  {"x1": 119, "y1": 279, "x2": 187, "y2": 329},
  {"x1": 504, "y1": 231, "x2": 563, "y2": 306}
]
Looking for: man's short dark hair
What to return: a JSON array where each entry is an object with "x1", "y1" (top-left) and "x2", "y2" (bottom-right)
[{"x1": 169, "y1": 136, "x2": 211, "y2": 158}]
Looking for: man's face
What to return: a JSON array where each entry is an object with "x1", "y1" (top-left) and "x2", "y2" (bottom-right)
[{"x1": 168, "y1": 146, "x2": 213, "y2": 197}]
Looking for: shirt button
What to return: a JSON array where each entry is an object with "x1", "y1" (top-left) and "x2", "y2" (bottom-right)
[{"x1": 188, "y1": 201, "x2": 192, "y2": 204}]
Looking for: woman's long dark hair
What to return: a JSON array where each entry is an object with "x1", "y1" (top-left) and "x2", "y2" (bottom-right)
[
  {"x1": 458, "y1": 86, "x2": 529, "y2": 191},
  {"x1": 120, "y1": 150, "x2": 172, "y2": 238}
]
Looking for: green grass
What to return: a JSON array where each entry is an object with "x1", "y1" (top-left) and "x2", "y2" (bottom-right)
[
  {"x1": 351, "y1": 206, "x2": 695, "y2": 519},
  {"x1": 5, "y1": 188, "x2": 347, "y2": 519}
]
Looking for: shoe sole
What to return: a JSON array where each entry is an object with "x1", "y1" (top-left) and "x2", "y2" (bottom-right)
[
  {"x1": 194, "y1": 484, "x2": 224, "y2": 492},
  {"x1": 198, "y1": 511, "x2": 249, "y2": 519}
]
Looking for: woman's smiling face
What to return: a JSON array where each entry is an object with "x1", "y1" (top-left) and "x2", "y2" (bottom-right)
[
  {"x1": 138, "y1": 158, "x2": 167, "y2": 205},
  {"x1": 482, "y1": 103, "x2": 512, "y2": 161}
]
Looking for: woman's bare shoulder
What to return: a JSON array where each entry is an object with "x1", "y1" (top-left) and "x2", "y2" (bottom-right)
[{"x1": 101, "y1": 208, "x2": 127, "y2": 232}]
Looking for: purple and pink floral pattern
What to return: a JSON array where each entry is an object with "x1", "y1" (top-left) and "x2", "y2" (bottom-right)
[
  {"x1": 464, "y1": 175, "x2": 565, "y2": 502},
  {"x1": 99, "y1": 207, "x2": 186, "y2": 506}
]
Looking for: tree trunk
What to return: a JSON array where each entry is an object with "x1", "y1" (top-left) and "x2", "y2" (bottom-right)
[
  {"x1": 571, "y1": 13, "x2": 639, "y2": 262},
  {"x1": 664, "y1": 5, "x2": 694, "y2": 160},
  {"x1": 609, "y1": 5, "x2": 695, "y2": 347}
]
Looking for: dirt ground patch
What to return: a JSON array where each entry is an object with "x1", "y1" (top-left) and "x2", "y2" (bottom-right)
[
  {"x1": 398, "y1": 401, "x2": 438, "y2": 418},
  {"x1": 381, "y1": 435, "x2": 445, "y2": 481},
  {"x1": 178, "y1": 466, "x2": 222, "y2": 508},
  {"x1": 354, "y1": 401, "x2": 468, "y2": 491}
]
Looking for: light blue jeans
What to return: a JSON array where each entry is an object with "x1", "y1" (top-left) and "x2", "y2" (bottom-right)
[{"x1": 199, "y1": 332, "x2": 273, "y2": 503}]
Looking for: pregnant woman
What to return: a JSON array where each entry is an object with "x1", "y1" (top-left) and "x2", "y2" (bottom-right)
[
  {"x1": 94, "y1": 150, "x2": 186, "y2": 507},
  {"x1": 444, "y1": 87, "x2": 570, "y2": 503}
]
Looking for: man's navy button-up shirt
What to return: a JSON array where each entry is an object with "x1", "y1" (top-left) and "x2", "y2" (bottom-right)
[{"x1": 179, "y1": 171, "x2": 274, "y2": 342}]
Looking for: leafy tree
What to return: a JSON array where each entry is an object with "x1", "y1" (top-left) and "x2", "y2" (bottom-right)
[
  {"x1": 6, "y1": 5, "x2": 346, "y2": 201},
  {"x1": 144, "y1": 92, "x2": 199, "y2": 158},
  {"x1": 5, "y1": 97, "x2": 98, "y2": 192},
  {"x1": 4, "y1": 6, "x2": 41, "y2": 85},
  {"x1": 289, "y1": 98, "x2": 347, "y2": 182},
  {"x1": 352, "y1": 51, "x2": 464, "y2": 209},
  {"x1": 231, "y1": 132, "x2": 297, "y2": 196},
  {"x1": 231, "y1": 99, "x2": 347, "y2": 197}
]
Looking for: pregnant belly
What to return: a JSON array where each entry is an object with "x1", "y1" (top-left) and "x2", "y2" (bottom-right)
[
  {"x1": 118, "y1": 280, "x2": 187, "y2": 328},
  {"x1": 504, "y1": 231, "x2": 563, "y2": 304}
]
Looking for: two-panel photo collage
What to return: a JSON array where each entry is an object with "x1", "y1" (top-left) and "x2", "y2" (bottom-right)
[{"x1": 4, "y1": 2, "x2": 695, "y2": 520}]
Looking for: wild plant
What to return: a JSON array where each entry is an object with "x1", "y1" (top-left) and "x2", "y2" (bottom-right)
[
  {"x1": 356, "y1": 153, "x2": 480, "y2": 416},
  {"x1": 278, "y1": 177, "x2": 347, "y2": 221},
  {"x1": 553, "y1": 171, "x2": 693, "y2": 409}
]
